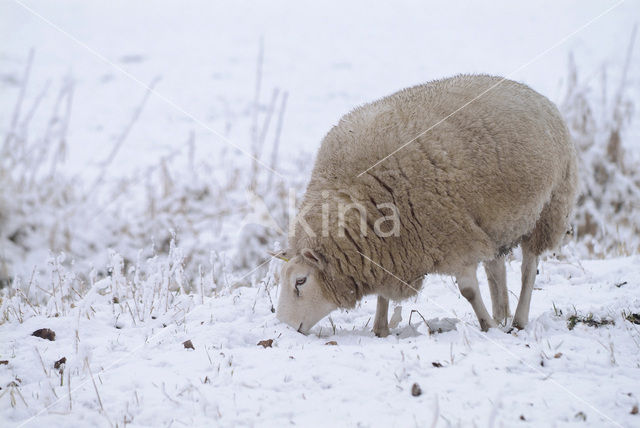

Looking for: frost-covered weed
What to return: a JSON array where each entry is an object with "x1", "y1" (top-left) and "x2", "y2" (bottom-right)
[
  {"x1": 0, "y1": 51, "x2": 303, "y2": 291},
  {"x1": 1, "y1": 44, "x2": 639, "y2": 303},
  {"x1": 561, "y1": 30, "x2": 640, "y2": 256}
]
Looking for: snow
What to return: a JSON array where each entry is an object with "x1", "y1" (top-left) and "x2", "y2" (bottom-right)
[
  {"x1": 1, "y1": 1, "x2": 640, "y2": 427},
  {"x1": 2, "y1": 0, "x2": 638, "y2": 177},
  {"x1": 1, "y1": 254, "x2": 639, "y2": 426}
]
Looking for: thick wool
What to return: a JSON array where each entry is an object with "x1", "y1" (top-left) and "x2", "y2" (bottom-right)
[{"x1": 290, "y1": 74, "x2": 578, "y2": 309}]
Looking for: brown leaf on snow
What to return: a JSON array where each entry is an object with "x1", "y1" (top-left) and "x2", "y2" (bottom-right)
[
  {"x1": 32, "y1": 328, "x2": 56, "y2": 341},
  {"x1": 432, "y1": 362, "x2": 443, "y2": 368},
  {"x1": 183, "y1": 340, "x2": 195, "y2": 350},
  {"x1": 54, "y1": 357, "x2": 67, "y2": 369},
  {"x1": 257, "y1": 339, "x2": 274, "y2": 348},
  {"x1": 631, "y1": 405, "x2": 639, "y2": 415},
  {"x1": 325, "y1": 341, "x2": 338, "y2": 346},
  {"x1": 554, "y1": 352, "x2": 563, "y2": 359},
  {"x1": 0, "y1": 360, "x2": 8, "y2": 365}
]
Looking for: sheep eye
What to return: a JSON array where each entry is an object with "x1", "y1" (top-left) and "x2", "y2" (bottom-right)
[{"x1": 294, "y1": 277, "x2": 306, "y2": 297}]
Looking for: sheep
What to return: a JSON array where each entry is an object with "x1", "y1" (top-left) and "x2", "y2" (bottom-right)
[{"x1": 275, "y1": 74, "x2": 578, "y2": 337}]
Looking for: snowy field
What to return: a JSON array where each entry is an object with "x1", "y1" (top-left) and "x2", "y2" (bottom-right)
[
  {"x1": 2, "y1": 254, "x2": 640, "y2": 427},
  {"x1": 1, "y1": 1, "x2": 640, "y2": 427}
]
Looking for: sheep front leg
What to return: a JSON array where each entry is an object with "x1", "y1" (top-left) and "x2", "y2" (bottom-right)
[
  {"x1": 456, "y1": 266, "x2": 498, "y2": 332},
  {"x1": 512, "y1": 249, "x2": 538, "y2": 330},
  {"x1": 373, "y1": 296, "x2": 390, "y2": 337},
  {"x1": 484, "y1": 257, "x2": 509, "y2": 324}
]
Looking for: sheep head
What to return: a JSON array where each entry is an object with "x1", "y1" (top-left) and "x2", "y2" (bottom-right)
[{"x1": 275, "y1": 248, "x2": 337, "y2": 334}]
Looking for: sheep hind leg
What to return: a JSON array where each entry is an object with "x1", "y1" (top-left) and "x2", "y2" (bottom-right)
[
  {"x1": 484, "y1": 256, "x2": 509, "y2": 325},
  {"x1": 456, "y1": 266, "x2": 497, "y2": 332},
  {"x1": 512, "y1": 248, "x2": 538, "y2": 330},
  {"x1": 373, "y1": 296, "x2": 390, "y2": 337}
]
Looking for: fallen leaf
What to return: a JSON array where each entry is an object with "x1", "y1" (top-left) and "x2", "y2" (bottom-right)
[
  {"x1": 554, "y1": 352, "x2": 563, "y2": 359},
  {"x1": 432, "y1": 362, "x2": 443, "y2": 368},
  {"x1": 32, "y1": 328, "x2": 56, "y2": 341},
  {"x1": 54, "y1": 357, "x2": 67, "y2": 369},
  {"x1": 0, "y1": 360, "x2": 8, "y2": 365},
  {"x1": 257, "y1": 339, "x2": 273, "y2": 348},
  {"x1": 411, "y1": 383, "x2": 422, "y2": 397},
  {"x1": 631, "y1": 405, "x2": 638, "y2": 415},
  {"x1": 183, "y1": 340, "x2": 195, "y2": 350},
  {"x1": 325, "y1": 341, "x2": 338, "y2": 346}
]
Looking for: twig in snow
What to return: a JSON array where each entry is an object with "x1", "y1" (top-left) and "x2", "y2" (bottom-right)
[
  {"x1": 35, "y1": 347, "x2": 59, "y2": 399},
  {"x1": 84, "y1": 357, "x2": 112, "y2": 426}
]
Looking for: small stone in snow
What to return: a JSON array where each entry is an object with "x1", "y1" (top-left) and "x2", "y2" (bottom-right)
[
  {"x1": 183, "y1": 340, "x2": 195, "y2": 350},
  {"x1": 432, "y1": 362, "x2": 443, "y2": 368},
  {"x1": 0, "y1": 360, "x2": 8, "y2": 365},
  {"x1": 519, "y1": 415, "x2": 526, "y2": 421},
  {"x1": 257, "y1": 339, "x2": 273, "y2": 348},
  {"x1": 411, "y1": 383, "x2": 422, "y2": 397},
  {"x1": 32, "y1": 328, "x2": 55, "y2": 341},
  {"x1": 631, "y1": 405, "x2": 638, "y2": 415}
]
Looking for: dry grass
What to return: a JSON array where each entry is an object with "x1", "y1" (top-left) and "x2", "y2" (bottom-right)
[
  {"x1": 0, "y1": 49, "x2": 302, "y2": 292},
  {"x1": 561, "y1": 26, "x2": 640, "y2": 257},
  {"x1": 1, "y1": 36, "x2": 639, "y2": 299}
]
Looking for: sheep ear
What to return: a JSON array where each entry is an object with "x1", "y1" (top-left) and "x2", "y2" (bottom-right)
[
  {"x1": 268, "y1": 249, "x2": 291, "y2": 262},
  {"x1": 301, "y1": 248, "x2": 323, "y2": 268}
]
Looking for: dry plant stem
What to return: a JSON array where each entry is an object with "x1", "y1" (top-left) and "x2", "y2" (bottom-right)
[
  {"x1": 258, "y1": 88, "x2": 280, "y2": 154},
  {"x1": 611, "y1": 24, "x2": 637, "y2": 128},
  {"x1": 249, "y1": 38, "x2": 265, "y2": 189},
  {"x1": 267, "y1": 91, "x2": 288, "y2": 188},
  {"x1": 35, "y1": 347, "x2": 59, "y2": 399},
  {"x1": 3, "y1": 48, "x2": 34, "y2": 154},
  {"x1": 18, "y1": 78, "x2": 51, "y2": 156},
  {"x1": 49, "y1": 79, "x2": 74, "y2": 178},
  {"x1": 85, "y1": 358, "x2": 105, "y2": 413},
  {"x1": 408, "y1": 309, "x2": 431, "y2": 332},
  {"x1": 68, "y1": 370, "x2": 72, "y2": 411},
  {"x1": 89, "y1": 76, "x2": 161, "y2": 195},
  {"x1": 21, "y1": 81, "x2": 64, "y2": 189}
]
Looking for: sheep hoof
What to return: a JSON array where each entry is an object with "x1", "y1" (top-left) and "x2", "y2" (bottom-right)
[
  {"x1": 479, "y1": 318, "x2": 498, "y2": 332},
  {"x1": 374, "y1": 326, "x2": 390, "y2": 338},
  {"x1": 511, "y1": 320, "x2": 526, "y2": 331}
]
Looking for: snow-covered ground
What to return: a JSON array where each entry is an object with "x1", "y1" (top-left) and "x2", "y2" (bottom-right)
[
  {"x1": 1, "y1": 1, "x2": 640, "y2": 427},
  {"x1": 1, "y1": 254, "x2": 639, "y2": 427}
]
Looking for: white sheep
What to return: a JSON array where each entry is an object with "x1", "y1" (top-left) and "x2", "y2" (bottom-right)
[{"x1": 275, "y1": 74, "x2": 578, "y2": 336}]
